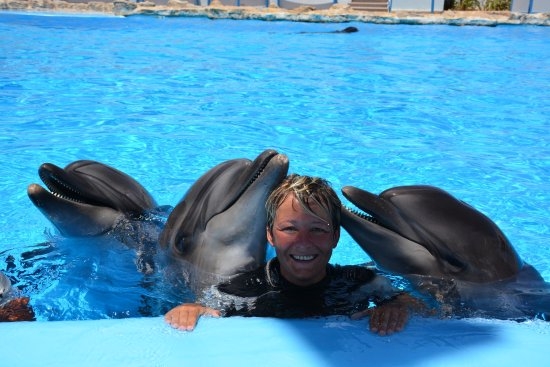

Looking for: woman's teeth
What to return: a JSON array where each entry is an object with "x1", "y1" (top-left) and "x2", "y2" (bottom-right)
[{"x1": 291, "y1": 255, "x2": 316, "y2": 261}]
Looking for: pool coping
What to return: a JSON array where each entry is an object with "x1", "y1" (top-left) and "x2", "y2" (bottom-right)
[{"x1": 2, "y1": 0, "x2": 550, "y2": 26}]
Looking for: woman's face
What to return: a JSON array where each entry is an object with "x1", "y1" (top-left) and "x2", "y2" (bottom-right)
[{"x1": 267, "y1": 193, "x2": 339, "y2": 286}]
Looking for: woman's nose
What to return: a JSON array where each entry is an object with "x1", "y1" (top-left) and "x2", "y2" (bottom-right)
[{"x1": 294, "y1": 229, "x2": 313, "y2": 244}]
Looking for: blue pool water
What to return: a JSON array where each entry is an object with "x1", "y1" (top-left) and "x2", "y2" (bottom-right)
[{"x1": 1, "y1": 12, "x2": 549, "y2": 323}]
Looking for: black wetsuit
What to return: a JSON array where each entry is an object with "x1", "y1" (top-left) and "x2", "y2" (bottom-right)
[{"x1": 200, "y1": 258, "x2": 400, "y2": 318}]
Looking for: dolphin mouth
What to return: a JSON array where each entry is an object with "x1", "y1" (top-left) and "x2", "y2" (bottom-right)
[
  {"x1": 341, "y1": 185, "x2": 409, "y2": 236},
  {"x1": 245, "y1": 150, "x2": 285, "y2": 183},
  {"x1": 29, "y1": 163, "x2": 107, "y2": 208},
  {"x1": 40, "y1": 166, "x2": 90, "y2": 204},
  {"x1": 343, "y1": 205, "x2": 382, "y2": 225},
  {"x1": 342, "y1": 202, "x2": 393, "y2": 235},
  {"x1": 225, "y1": 149, "x2": 289, "y2": 211}
]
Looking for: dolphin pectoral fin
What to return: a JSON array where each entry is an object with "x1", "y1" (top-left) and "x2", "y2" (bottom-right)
[{"x1": 341, "y1": 209, "x2": 440, "y2": 276}]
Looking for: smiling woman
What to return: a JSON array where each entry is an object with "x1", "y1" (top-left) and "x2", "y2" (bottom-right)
[
  {"x1": 164, "y1": 174, "x2": 424, "y2": 335},
  {"x1": 265, "y1": 174, "x2": 340, "y2": 287}
]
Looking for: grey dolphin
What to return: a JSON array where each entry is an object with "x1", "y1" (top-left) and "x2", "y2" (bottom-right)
[
  {"x1": 341, "y1": 185, "x2": 549, "y2": 320},
  {"x1": 27, "y1": 160, "x2": 159, "y2": 237},
  {"x1": 334, "y1": 26, "x2": 359, "y2": 33},
  {"x1": 159, "y1": 149, "x2": 289, "y2": 282},
  {"x1": 341, "y1": 185, "x2": 525, "y2": 282},
  {"x1": 298, "y1": 26, "x2": 359, "y2": 34}
]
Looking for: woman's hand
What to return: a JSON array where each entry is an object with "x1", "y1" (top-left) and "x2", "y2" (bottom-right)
[
  {"x1": 352, "y1": 293, "x2": 423, "y2": 336},
  {"x1": 164, "y1": 303, "x2": 220, "y2": 331}
]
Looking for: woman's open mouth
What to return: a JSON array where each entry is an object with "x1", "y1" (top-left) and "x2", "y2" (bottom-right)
[{"x1": 290, "y1": 255, "x2": 318, "y2": 262}]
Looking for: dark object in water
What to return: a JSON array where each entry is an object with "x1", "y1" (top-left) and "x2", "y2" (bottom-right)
[
  {"x1": 0, "y1": 297, "x2": 35, "y2": 322},
  {"x1": 298, "y1": 26, "x2": 359, "y2": 34},
  {"x1": 335, "y1": 26, "x2": 359, "y2": 33}
]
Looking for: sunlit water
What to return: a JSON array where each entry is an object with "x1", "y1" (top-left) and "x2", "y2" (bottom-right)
[{"x1": 1, "y1": 12, "x2": 549, "y2": 321}]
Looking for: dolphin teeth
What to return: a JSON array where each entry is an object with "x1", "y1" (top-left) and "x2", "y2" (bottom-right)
[
  {"x1": 243, "y1": 154, "x2": 271, "y2": 191},
  {"x1": 51, "y1": 190, "x2": 84, "y2": 203},
  {"x1": 39, "y1": 171, "x2": 86, "y2": 203},
  {"x1": 345, "y1": 206, "x2": 380, "y2": 224}
]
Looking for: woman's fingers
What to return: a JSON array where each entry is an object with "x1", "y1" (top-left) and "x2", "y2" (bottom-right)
[{"x1": 164, "y1": 303, "x2": 220, "y2": 331}]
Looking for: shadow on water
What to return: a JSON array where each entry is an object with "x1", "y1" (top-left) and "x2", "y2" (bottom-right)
[{"x1": 278, "y1": 316, "x2": 501, "y2": 367}]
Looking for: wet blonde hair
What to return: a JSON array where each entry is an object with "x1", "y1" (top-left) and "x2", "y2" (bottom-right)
[{"x1": 266, "y1": 174, "x2": 341, "y2": 239}]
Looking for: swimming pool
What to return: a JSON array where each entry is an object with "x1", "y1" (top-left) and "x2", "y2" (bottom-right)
[{"x1": 1, "y1": 11, "x2": 550, "y2": 365}]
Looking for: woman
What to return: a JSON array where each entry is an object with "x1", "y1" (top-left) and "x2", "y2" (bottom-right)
[{"x1": 165, "y1": 174, "x2": 424, "y2": 335}]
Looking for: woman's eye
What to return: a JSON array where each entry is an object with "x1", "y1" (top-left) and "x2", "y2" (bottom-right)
[{"x1": 311, "y1": 227, "x2": 329, "y2": 233}]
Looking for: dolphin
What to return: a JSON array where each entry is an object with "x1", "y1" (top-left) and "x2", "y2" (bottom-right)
[
  {"x1": 27, "y1": 160, "x2": 166, "y2": 273},
  {"x1": 298, "y1": 26, "x2": 358, "y2": 34},
  {"x1": 341, "y1": 185, "x2": 526, "y2": 282},
  {"x1": 334, "y1": 26, "x2": 359, "y2": 33},
  {"x1": 159, "y1": 149, "x2": 289, "y2": 284},
  {"x1": 27, "y1": 160, "x2": 159, "y2": 237},
  {"x1": 341, "y1": 185, "x2": 549, "y2": 320}
]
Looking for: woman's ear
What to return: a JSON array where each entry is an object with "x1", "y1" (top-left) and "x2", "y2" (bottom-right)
[
  {"x1": 266, "y1": 226, "x2": 274, "y2": 246},
  {"x1": 332, "y1": 227, "x2": 340, "y2": 248}
]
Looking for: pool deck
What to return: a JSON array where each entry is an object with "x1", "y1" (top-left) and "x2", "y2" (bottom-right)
[{"x1": 2, "y1": 0, "x2": 550, "y2": 26}]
